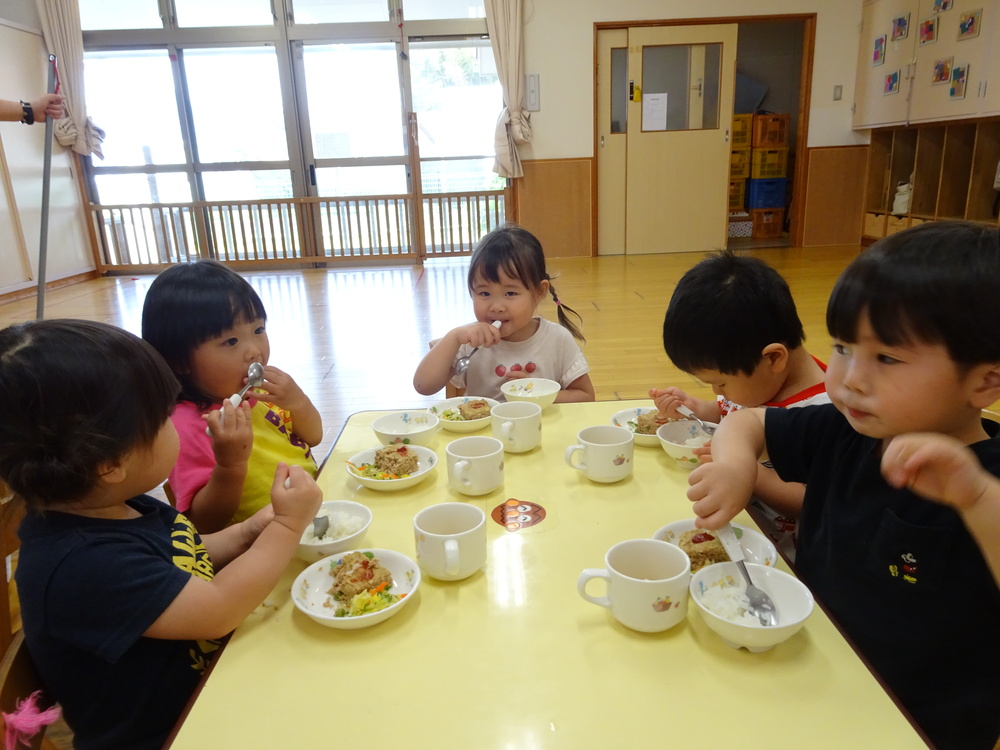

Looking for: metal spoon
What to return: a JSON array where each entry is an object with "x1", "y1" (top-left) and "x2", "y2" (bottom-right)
[
  {"x1": 716, "y1": 523, "x2": 778, "y2": 626},
  {"x1": 312, "y1": 515, "x2": 329, "y2": 539},
  {"x1": 676, "y1": 404, "x2": 718, "y2": 436},
  {"x1": 454, "y1": 320, "x2": 503, "y2": 375},
  {"x1": 207, "y1": 362, "x2": 265, "y2": 435}
]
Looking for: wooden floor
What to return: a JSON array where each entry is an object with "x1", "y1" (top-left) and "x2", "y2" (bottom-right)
[{"x1": 0, "y1": 244, "x2": 863, "y2": 466}]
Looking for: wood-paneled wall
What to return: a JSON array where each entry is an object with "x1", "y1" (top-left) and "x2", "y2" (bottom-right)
[
  {"x1": 514, "y1": 158, "x2": 593, "y2": 258},
  {"x1": 799, "y1": 145, "x2": 868, "y2": 247}
]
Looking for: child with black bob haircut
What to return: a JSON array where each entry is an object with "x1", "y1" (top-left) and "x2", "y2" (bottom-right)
[
  {"x1": 0, "y1": 319, "x2": 321, "y2": 750},
  {"x1": 687, "y1": 221, "x2": 1000, "y2": 750},
  {"x1": 650, "y1": 249, "x2": 829, "y2": 550},
  {"x1": 142, "y1": 260, "x2": 322, "y2": 533}
]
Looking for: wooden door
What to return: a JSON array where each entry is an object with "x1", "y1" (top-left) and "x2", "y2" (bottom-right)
[{"x1": 623, "y1": 24, "x2": 737, "y2": 254}]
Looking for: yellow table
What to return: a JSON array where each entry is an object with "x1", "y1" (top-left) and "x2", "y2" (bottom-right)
[{"x1": 169, "y1": 401, "x2": 925, "y2": 749}]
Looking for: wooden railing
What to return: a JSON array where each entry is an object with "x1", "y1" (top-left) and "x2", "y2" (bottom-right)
[{"x1": 88, "y1": 189, "x2": 508, "y2": 272}]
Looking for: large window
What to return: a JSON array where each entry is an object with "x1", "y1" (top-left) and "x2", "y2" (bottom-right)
[{"x1": 81, "y1": 0, "x2": 497, "y2": 206}]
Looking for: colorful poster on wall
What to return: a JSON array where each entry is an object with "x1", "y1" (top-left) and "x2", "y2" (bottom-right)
[
  {"x1": 873, "y1": 35, "x2": 887, "y2": 65},
  {"x1": 884, "y1": 70, "x2": 901, "y2": 95},
  {"x1": 950, "y1": 64, "x2": 969, "y2": 98},
  {"x1": 933, "y1": 0, "x2": 954, "y2": 12},
  {"x1": 919, "y1": 18, "x2": 938, "y2": 44},
  {"x1": 932, "y1": 57, "x2": 953, "y2": 84},
  {"x1": 958, "y1": 10, "x2": 982, "y2": 39},
  {"x1": 892, "y1": 14, "x2": 911, "y2": 40}
]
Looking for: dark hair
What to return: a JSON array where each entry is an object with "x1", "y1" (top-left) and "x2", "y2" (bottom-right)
[
  {"x1": 142, "y1": 260, "x2": 267, "y2": 403},
  {"x1": 662, "y1": 249, "x2": 805, "y2": 376},
  {"x1": 827, "y1": 220, "x2": 1000, "y2": 365},
  {"x1": 0, "y1": 319, "x2": 179, "y2": 509},
  {"x1": 466, "y1": 223, "x2": 585, "y2": 342}
]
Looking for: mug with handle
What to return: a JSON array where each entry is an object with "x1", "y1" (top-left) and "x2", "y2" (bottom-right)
[
  {"x1": 565, "y1": 425, "x2": 634, "y2": 483},
  {"x1": 414, "y1": 502, "x2": 487, "y2": 581},
  {"x1": 578, "y1": 538, "x2": 691, "y2": 632}
]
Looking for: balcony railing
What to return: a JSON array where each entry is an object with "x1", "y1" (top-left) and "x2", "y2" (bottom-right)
[{"x1": 88, "y1": 189, "x2": 508, "y2": 272}]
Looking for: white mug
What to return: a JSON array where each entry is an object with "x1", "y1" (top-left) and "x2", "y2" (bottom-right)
[
  {"x1": 565, "y1": 425, "x2": 634, "y2": 483},
  {"x1": 577, "y1": 539, "x2": 691, "y2": 632},
  {"x1": 491, "y1": 401, "x2": 542, "y2": 453},
  {"x1": 446, "y1": 436, "x2": 504, "y2": 496},
  {"x1": 413, "y1": 502, "x2": 487, "y2": 581}
]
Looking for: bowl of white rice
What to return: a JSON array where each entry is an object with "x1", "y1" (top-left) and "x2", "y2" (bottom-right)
[
  {"x1": 656, "y1": 420, "x2": 712, "y2": 469},
  {"x1": 296, "y1": 500, "x2": 373, "y2": 562},
  {"x1": 690, "y1": 562, "x2": 814, "y2": 653}
]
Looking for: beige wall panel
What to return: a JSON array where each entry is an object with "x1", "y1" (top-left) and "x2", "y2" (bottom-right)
[
  {"x1": 801, "y1": 145, "x2": 868, "y2": 246},
  {"x1": 0, "y1": 22, "x2": 93, "y2": 297},
  {"x1": 515, "y1": 159, "x2": 593, "y2": 259}
]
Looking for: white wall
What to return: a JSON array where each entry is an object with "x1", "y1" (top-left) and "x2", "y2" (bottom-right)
[
  {"x1": 0, "y1": 15, "x2": 94, "y2": 296},
  {"x1": 520, "y1": 0, "x2": 868, "y2": 160}
]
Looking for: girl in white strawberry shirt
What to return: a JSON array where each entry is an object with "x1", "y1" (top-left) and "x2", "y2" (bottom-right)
[{"x1": 414, "y1": 224, "x2": 595, "y2": 403}]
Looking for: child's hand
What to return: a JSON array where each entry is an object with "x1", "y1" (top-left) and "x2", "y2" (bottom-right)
[
  {"x1": 882, "y1": 433, "x2": 991, "y2": 511},
  {"x1": 686, "y1": 460, "x2": 756, "y2": 528},
  {"x1": 203, "y1": 400, "x2": 253, "y2": 468},
  {"x1": 649, "y1": 386, "x2": 693, "y2": 422},
  {"x1": 452, "y1": 321, "x2": 503, "y2": 349},
  {"x1": 255, "y1": 365, "x2": 308, "y2": 411},
  {"x1": 269, "y1": 462, "x2": 322, "y2": 535},
  {"x1": 693, "y1": 440, "x2": 713, "y2": 463}
]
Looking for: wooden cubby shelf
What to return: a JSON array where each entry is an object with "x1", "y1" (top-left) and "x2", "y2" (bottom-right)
[{"x1": 861, "y1": 117, "x2": 1000, "y2": 242}]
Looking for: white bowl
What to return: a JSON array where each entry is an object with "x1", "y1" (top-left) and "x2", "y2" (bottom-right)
[
  {"x1": 372, "y1": 410, "x2": 440, "y2": 447},
  {"x1": 345, "y1": 445, "x2": 438, "y2": 492},
  {"x1": 292, "y1": 548, "x2": 421, "y2": 630},
  {"x1": 428, "y1": 397, "x2": 499, "y2": 433},
  {"x1": 501, "y1": 378, "x2": 560, "y2": 410},
  {"x1": 656, "y1": 420, "x2": 712, "y2": 469},
  {"x1": 652, "y1": 519, "x2": 778, "y2": 568},
  {"x1": 610, "y1": 406, "x2": 665, "y2": 447},
  {"x1": 296, "y1": 500, "x2": 373, "y2": 563},
  {"x1": 690, "y1": 562, "x2": 814, "y2": 652}
]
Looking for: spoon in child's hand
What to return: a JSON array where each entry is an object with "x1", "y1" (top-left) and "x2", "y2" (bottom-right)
[
  {"x1": 454, "y1": 320, "x2": 503, "y2": 375},
  {"x1": 675, "y1": 404, "x2": 718, "y2": 436},
  {"x1": 206, "y1": 362, "x2": 265, "y2": 435}
]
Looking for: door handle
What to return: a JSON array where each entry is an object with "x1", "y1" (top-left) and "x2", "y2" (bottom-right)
[
  {"x1": 600, "y1": 135, "x2": 605, "y2": 148},
  {"x1": 629, "y1": 80, "x2": 634, "y2": 101}
]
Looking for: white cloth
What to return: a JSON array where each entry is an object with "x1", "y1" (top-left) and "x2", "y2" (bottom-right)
[{"x1": 449, "y1": 318, "x2": 589, "y2": 401}]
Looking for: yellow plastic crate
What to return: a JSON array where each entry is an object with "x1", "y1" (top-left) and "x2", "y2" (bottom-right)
[
  {"x1": 750, "y1": 147, "x2": 788, "y2": 179},
  {"x1": 730, "y1": 148, "x2": 751, "y2": 179},
  {"x1": 728, "y1": 179, "x2": 746, "y2": 211},
  {"x1": 731, "y1": 114, "x2": 752, "y2": 148}
]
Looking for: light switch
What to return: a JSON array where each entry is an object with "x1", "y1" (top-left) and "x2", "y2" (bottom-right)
[
  {"x1": 526, "y1": 74, "x2": 540, "y2": 111},
  {"x1": 833, "y1": 85, "x2": 843, "y2": 101}
]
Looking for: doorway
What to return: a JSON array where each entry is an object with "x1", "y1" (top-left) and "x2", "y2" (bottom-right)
[{"x1": 595, "y1": 16, "x2": 814, "y2": 255}]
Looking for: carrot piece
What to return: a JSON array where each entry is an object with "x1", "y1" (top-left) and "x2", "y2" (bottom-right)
[{"x1": 371, "y1": 581, "x2": 388, "y2": 594}]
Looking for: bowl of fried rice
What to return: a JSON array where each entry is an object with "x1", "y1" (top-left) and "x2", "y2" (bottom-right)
[{"x1": 292, "y1": 548, "x2": 421, "y2": 630}]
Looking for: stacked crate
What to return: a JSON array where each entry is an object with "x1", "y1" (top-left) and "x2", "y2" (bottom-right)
[
  {"x1": 728, "y1": 114, "x2": 753, "y2": 237},
  {"x1": 748, "y1": 113, "x2": 790, "y2": 239}
]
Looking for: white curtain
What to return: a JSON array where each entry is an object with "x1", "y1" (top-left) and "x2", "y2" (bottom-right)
[
  {"x1": 34, "y1": 0, "x2": 105, "y2": 157},
  {"x1": 484, "y1": 0, "x2": 530, "y2": 179}
]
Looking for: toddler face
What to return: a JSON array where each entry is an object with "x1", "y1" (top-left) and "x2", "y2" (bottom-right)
[
  {"x1": 826, "y1": 317, "x2": 974, "y2": 441},
  {"x1": 470, "y1": 269, "x2": 546, "y2": 342},
  {"x1": 188, "y1": 317, "x2": 269, "y2": 402}
]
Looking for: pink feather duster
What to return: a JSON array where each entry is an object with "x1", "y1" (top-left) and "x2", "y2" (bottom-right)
[{"x1": 3, "y1": 690, "x2": 61, "y2": 749}]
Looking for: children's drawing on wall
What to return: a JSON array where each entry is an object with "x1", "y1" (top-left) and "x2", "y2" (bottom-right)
[
  {"x1": 932, "y1": 57, "x2": 953, "y2": 84},
  {"x1": 950, "y1": 64, "x2": 969, "y2": 99},
  {"x1": 873, "y1": 35, "x2": 887, "y2": 66},
  {"x1": 958, "y1": 9, "x2": 982, "y2": 40},
  {"x1": 919, "y1": 18, "x2": 938, "y2": 45},
  {"x1": 884, "y1": 70, "x2": 901, "y2": 95},
  {"x1": 933, "y1": 0, "x2": 954, "y2": 12},
  {"x1": 892, "y1": 14, "x2": 910, "y2": 40}
]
